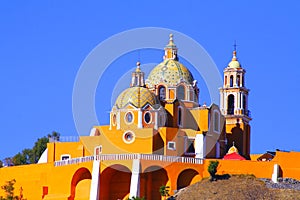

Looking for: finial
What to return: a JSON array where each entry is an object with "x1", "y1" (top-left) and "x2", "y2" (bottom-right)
[
  {"x1": 233, "y1": 141, "x2": 235, "y2": 146},
  {"x1": 232, "y1": 41, "x2": 238, "y2": 61},
  {"x1": 167, "y1": 33, "x2": 175, "y2": 46},
  {"x1": 136, "y1": 61, "x2": 141, "y2": 72}
]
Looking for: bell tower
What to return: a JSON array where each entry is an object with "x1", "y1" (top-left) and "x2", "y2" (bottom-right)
[{"x1": 219, "y1": 48, "x2": 252, "y2": 159}]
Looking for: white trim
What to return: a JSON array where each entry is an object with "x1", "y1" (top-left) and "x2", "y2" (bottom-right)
[
  {"x1": 123, "y1": 131, "x2": 135, "y2": 144},
  {"x1": 90, "y1": 160, "x2": 100, "y2": 200},
  {"x1": 144, "y1": 111, "x2": 152, "y2": 124},
  {"x1": 117, "y1": 112, "x2": 120, "y2": 130},
  {"x1": 124, "y1": 111, "x2": 134, "y2": 124},
  {"x1": 94, "y1": 145, "x2": 102, "y2": 156},
  {"x1": 195, "y1": 134, "x2": 206, "y2": 159},
  {"x1": 167, "y1": 141, "x2": 176, "y2": 150},
  {"x1": 60, "y1": 154, "x2": 71, "y2": 160},
  {"x1": 138, "y1": 110, "x2": 143, "y2": 129},
  {"x1": 129, "y1": 159, "x2": 141, "y2": 198}
]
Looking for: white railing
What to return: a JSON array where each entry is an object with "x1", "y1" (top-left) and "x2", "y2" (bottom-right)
[
  {"x1": 54, "y1": 156, "x2": 94, "y2": 166},
  {"x1": 54, "y1": 154, "x2": 203, "y2": 167}
]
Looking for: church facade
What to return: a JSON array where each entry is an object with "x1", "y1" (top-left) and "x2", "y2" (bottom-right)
[{"x1": 3, "y1": 34, "x2": 299, "y2": 200}]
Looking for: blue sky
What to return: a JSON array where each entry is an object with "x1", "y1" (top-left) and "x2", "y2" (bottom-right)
[{"x1": 0, "y1": 1, "x2": 300, "y2": 159}]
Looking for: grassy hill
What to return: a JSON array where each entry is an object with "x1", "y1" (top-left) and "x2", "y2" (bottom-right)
[{"x1": 174, "y1": 175, "x2": 300, "y2": 200}]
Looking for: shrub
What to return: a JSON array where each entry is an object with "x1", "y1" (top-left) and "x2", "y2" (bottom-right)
[{"x1": 208, "y1": 160, "x2": 219, "y2": 181}]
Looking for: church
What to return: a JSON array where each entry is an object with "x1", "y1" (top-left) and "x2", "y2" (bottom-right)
[{"x1": 1, "y1": 34, "x2": 299, "y2": 200}]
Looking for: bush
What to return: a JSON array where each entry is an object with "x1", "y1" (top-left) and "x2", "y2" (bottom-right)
[{"x1": 208, "y1": 160, "x2": 219, "y2": 181}]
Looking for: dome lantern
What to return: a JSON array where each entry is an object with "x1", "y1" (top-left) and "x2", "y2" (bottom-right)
[
  {"x1": 164, "y1": 33, "x2": 178, "y2": 61},
  {"x1": 131, "y1": 61, "x2": 145, "y2": 87}
]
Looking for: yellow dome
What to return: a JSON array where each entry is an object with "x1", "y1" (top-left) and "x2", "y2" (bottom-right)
[
  {"x1": 227, "y1": 144, "x2": 239, "y2": 154},
  {"x1": 147, "y1": 59, "x2": 194, "y2": 87},
  {"x1": 115, "y1": 87, "x2": 159, "y2": 109},
  {"x1": 227, "y1": 50, "x2": 241, "y2": 68}
]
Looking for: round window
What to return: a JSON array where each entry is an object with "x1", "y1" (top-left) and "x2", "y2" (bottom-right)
[
  {"x1": 123, "y1": 131, "x2": 135, "y2": 144},
  {"x1": 125, "y1": 112, "x2": 133, "y2": 124},
  {"x1": 144, "y1": 112, "x2": 151, "y2": 124}
]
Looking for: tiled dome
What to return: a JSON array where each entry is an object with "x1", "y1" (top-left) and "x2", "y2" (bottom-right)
[
  {"x1": 115, "y1": 86, "x2": 160, "y2": 109},
  {"x1": 146, "y1": 59, "x2": 194, "y2": 88}
]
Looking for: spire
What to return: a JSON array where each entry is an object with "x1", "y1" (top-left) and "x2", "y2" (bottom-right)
[
  {"x1": 232, "y1": 41, "x2": 238, "y2": 61},
  {"x1": 164, "y1": 33, "x2": 178, "y2": 60},
  {"x1": 167, "y1": 33, "x2": 175, "y2": 47},
  {"x1": 227, "y1": 41, "x2": 241, "y2": 68}
]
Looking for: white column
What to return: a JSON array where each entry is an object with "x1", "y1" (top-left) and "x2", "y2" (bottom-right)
[
  {"x1": 195, "y1": 134, "x2": 206, "y2": 159},
  {"x1": 89, "y1": 160, "x2": 100, "y2": 200},
  {"x1": 272, "y1": 164, "x2": 279, "y2": 183},
  {"x1": 224, "y1": 92, "x2": 227, "y2": 114},
  {"x1": 241, "y1": 94, "x2": 244, "y2": 112},
  {"x1": 234, "y1": 93, "x2": 238, "y2": 114},
  {"x1": 220, "y1": 91, "x2": 224, "y2": 112},
  {"x1": 138, "y1": 110, "x2": 143, "y2": 129},
  {"x1": 130, "y1": 159, "x2": 141, "y2": 198},
  {"x1": 237, "y1": 92, "x2": 241, "y2": 109}
]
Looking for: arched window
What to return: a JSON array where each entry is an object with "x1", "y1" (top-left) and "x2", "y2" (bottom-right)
[
  {"x1": 242, "y1": 75, "x2": 245, "y2": 87},
  {"x1": 144, "y1": 112, "x2": 151, "y2": 124},
  {"x1": 230, "y1": 75, "x2": 233, "y2": 87},
  {"x1": 178, "y1": 107, "x2": 183, "y2": 127},
  {"x1": 214, "y1": 111, "x2": 220, "y2": 132},
  {"x1": 227, "y1": 94, "x2": 234, "y2": 115},
  {"x1": 159, "y1": 86, "x2": 166, "y2": 101},
  {"x1": 125, "y1": 112, "x2": 133, "y2": 124},
  {"x1": 177, "y1": 85, "x2": 185, "y2": 100},
  {"x1": 225, "y1": 76, "x2": 227, "y2": 85},
  {"x1": 237, "y1": 75, "x2": 240, "y2": 87}
]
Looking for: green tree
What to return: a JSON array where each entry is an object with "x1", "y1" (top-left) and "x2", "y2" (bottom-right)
[
  {"x1": 0, "y1": 179, "x2": 18, "y2": 200},
  {"x1": 159, "y1": 185, "x2": 170, "y2": 200},
  {"x1": 12, "y1": 149, "x2": 32, "y2": 166},
  {"x1": 31, "y1": 137, "x2": 48, "y2": 163},
  {"x1": 2, "y1": 131, "x2": 60, "y2": 166},
  {"x1": 208, "y1": 160, "x2": 219, "y2": 181},
  {"x1": 47, "y1": 131, "x2": 60, "y2": 142},
  {"x1": 0, "y1": 160, "x2": 3, "y2": 168}
]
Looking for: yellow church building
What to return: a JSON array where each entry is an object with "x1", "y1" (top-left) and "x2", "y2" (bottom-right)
[{"x1": 1, "y1": 34, "x2": 299, "y2": 200}]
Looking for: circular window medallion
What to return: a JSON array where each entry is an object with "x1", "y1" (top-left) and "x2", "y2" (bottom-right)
[
  {"x1": 123, "y1": 131, "x2": 135, "y2": 144},
  {"x1": 144, "y1": 112, "x2": 152, "y2": 124},
  {"x1": 125, "y1": 112, "x2": 133, "y2": 124}
]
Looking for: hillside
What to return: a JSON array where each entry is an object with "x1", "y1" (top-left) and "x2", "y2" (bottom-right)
[{"x1": 174, "y1": 175, "x2": 300, "y2": 200}]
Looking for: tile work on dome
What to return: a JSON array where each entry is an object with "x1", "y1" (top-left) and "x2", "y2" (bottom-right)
[
  {"x1": 115, "y1": 87, "x2": 159, "y2": 109},
  {"x1": 146, "y1": 59, "x2": 194, "y2": 87}
]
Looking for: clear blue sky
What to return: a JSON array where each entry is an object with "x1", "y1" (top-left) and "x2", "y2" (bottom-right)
[{"x1": 1, "y1": 1, "x2": 300, "y2": 160}]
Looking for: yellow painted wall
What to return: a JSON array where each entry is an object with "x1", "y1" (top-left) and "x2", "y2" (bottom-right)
[
  {"x1": 1, "y1": 151, "x2": 300, "y2": 199},
  {"x1": 47, "y1": 142, "x2": 85, "y2": 162}
]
